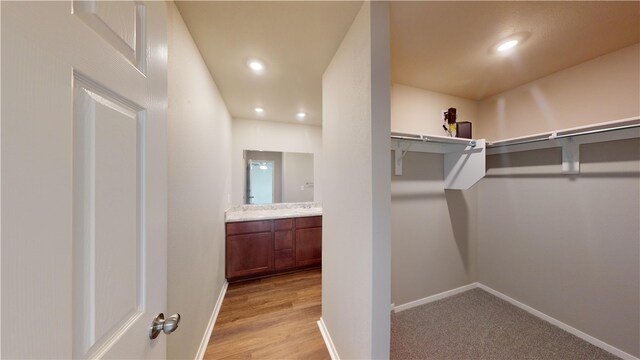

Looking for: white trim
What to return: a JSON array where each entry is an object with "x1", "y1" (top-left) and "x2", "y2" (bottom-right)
[
  {"x1": 195, "y1": 281, "x2": 228, "y2": 360},
  {"x1": 317, "y1": 317, "x2": 340, "y2": 360},
  {"x1": 476, "y1": 283, "x2": 639, "y2": 360},
  {"x1": 393, "y1": 283, "x2": 478, "y2": 313}
]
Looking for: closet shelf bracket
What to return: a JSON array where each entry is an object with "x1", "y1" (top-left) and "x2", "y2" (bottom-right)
[
  {"x1": 560, "y1": 138, "x2": 580, "y2": 174},
  {"x1": 391, "y1": 134, "x2": 486, "y2": 190}
]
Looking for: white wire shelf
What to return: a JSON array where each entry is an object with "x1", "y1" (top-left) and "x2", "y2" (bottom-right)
[{"x1": 390, "y1": 116, "x2": 640, "y2": 186}]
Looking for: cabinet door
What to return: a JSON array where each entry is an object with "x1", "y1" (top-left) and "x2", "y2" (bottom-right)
[
  {"x1": 295, "y1": 227, "x2": 322, "y2": 267},
  {"x1": 226, "y1": 232, "x2": 273, "y2": 279}
]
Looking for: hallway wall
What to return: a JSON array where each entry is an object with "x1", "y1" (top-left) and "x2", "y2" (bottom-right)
[
  {"x1": 322, "y1": 2, "x2": 391, "y2": 358},
  {"x1": 167, "y1": 3, "x2": 232, "y2": 359}
]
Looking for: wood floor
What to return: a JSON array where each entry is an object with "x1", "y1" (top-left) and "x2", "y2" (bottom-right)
[{"x1": 204, "y1": 269, "x2": 330, "y2": 359}]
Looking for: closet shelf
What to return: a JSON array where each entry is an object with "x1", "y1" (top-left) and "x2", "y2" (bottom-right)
[
  {"x1": 390, "y1": 117, "x2": 640, "y2": 189},
  {"x1": 391, "y1": 132, "x2": 477, "y2": 147},
  {"x1": 485, "y1": 117, "x2": 640, "y2": 174},
  {"x1": 391, "y1": 132, "x2": 485, "y2": 190},
  {"x1": 487, "y1": 117, "x2": 640, "y2": 149}
]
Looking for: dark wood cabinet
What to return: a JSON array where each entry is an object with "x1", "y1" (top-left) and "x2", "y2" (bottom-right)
[
  {"x1": 275, "y1": 249, "x2": 295, "y2": 270},
  {"x1": 226, "y1": 216, "x2": 322, "y2": 282},
  {"x1": 226, "y1": 232, "x2": 273, "y2": 279},
  {"x1": 274, "y1": 218, "x2": 295, "y2": 271},
  {"x1": 294, "y1": 216, "x2": 322, "y2": 267},
  {"x1": 226, "y1": 220, "x2": 272, "y2": 235}
]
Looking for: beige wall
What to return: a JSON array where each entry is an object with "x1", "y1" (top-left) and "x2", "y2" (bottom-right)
[
  {"x1": 167, "y1": 3, "x2": 232, "y2": 359},
  {"x1": 477, "y1": 43, "x2": 640, "y2": 140},
  {"x1": 231, "y1": 118, "x2": 321, "y2": 205},
  {"x1": 391, "y1": 83, "x2": 479, "y2": 136},
  {"x1": 390, "y1": 70, "x2": 480, "y2": 308},
  {"x1": 391, "y1": 151, "x2": 477, "y2": 306},
  {"x1": 282, "y1": 152, "x2": 314, "y2": 203},
  {"x1": 477, "y1": 139, "x2": 640, "y2": 357},
  {"x1": 322, "y1": 2, "x2": 391, "y2": 358}
]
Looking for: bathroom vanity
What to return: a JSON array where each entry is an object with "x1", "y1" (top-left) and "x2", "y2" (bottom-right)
[{"x1": 225, "y1": 203, "x2": 322, "y2": 282}]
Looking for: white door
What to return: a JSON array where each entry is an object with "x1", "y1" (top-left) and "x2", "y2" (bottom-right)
[
  {"x1": 249, "y1": 160, "x2": 275, "y2": 204},
  {"x1": 2, "y1": 1, "x2": 168, "y2": 358}
]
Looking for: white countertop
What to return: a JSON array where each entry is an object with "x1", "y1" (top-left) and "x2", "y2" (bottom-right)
[{"x1": 225, "y1": 202, "x2": 322, "y2": 223}]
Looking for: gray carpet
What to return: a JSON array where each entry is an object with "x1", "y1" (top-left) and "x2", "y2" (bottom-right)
[{"x1": 391, "y1": 288, "x2": 619, "y2": 360}]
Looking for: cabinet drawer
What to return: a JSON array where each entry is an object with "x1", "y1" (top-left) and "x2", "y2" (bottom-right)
[
  {"x1": 226, "y1": 220, "x2": 272, "y2": 235},
  {"x1": 275, "y1": 230, "x2": 293, "y2": 250},
  {"x1": 275, "y1": 249, "x2": 295, "y2": 270},
  {"x1": 274, "y1": 218, "x2": 293, "y2": 231},
  {"x1": 295, "y1": 216, "x2": 322, "y2": 229}
]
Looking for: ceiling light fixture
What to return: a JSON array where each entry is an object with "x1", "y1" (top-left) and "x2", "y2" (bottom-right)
[
  {"x1": 254, "y1": 107, "x2": 264, "y2": 114},
  {"x1": 296, "y1": 112, "x2": 307, "y2": 120},
  {"x1": 492, "y1": 32, "x2": 530, "y2": 55},
  {"x1": 497, "y1": 39, "x2": 519, "y2": 52},
  {"x1": 247, "y1": 59, "x2": 265, "y2": 73}
]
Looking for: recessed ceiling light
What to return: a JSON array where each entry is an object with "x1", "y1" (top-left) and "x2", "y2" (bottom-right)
[
  {"x1": 247, "y1": 59, "x2": 265, "y2": 73},
  {"x1": 492, "y1": 32, "x2": 530, "y2": 54},
  {"x1": 296, "y1": 112, "x2": 307, "y2": 120},
  {"x1": 254, "y1": 107, "x2": 264, "y2": 114},
  {"x1": 497, "y1": 39, "x2": 519, "y2": 52}
]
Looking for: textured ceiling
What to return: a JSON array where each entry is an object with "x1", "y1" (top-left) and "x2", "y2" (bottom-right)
[
  {"x1": 177, "y1": 1, "x2": 639, "y2": 126},
  {"x1": 390, "y1": 1, "x2": 640, "y2": 100},
  {"x1": 176, "y1": 1, "x2": 362, "y2": 126}
]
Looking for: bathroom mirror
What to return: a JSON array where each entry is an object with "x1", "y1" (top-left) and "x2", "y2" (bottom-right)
[{"x1": 244, "y1": 150, "x2": 314, "y2": 204}]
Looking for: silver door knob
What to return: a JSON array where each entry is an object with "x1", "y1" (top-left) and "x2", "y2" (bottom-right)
[{"x1": 149, "y1": 313, "x2": 181, "y2": 339}]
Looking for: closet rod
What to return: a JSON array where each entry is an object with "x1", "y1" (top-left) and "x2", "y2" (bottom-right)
[
  {"x1": 391, "y1": 132, "x2": 476, "y2": 147},
  {"x1": 487, "y1": 121, "x2": 640, "y2": 148}
]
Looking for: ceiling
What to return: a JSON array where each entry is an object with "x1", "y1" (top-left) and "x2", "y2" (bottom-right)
[
  {"x1": 175, "y1": 1, "x2": 362, "y2": 126},
  {"x1": 177, "y1": 1, "x2": 639, "y2": 126},
  {"x1": 390, "y1": 1, "x2": 640, "y2": 100}
]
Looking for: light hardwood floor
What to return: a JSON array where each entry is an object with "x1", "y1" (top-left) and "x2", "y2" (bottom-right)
[{"x1": 204, "y1": 269, "x2": 330, "y2": 359}]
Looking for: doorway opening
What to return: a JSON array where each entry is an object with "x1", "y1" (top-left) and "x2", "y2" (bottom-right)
[{"x1": 248, "y1": 159, "x2": 275, "y2": 204}]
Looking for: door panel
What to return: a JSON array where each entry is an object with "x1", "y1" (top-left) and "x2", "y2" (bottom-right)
[
  {"x1": 73, "y1": 78, "x2": 145, "y2": 357},
  {"x1": 2, "y1": 2, "x2": 167, "y2": 358},
  {"x1": 73, "y1": 1, "x2": 145, "y2": 69}
]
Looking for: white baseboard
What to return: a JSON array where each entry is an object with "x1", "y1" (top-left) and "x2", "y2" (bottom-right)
[
  {"x1": 317, "y1": 317, "x2": 340, "y2": 360},
  {"x1": 393, "y1": 282, "x2": 478, "y2": 313},
  {"x1": 476, "y1": 283, "x2": 639, "y2": 360},
  {"x1": 195, "y1": 281, "x2": 228, "y2": 360}
]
